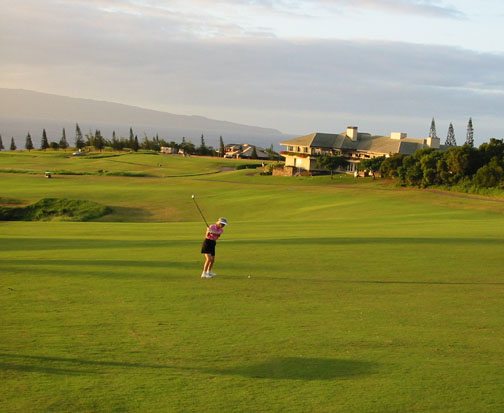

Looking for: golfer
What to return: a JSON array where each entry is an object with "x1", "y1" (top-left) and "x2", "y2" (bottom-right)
[{"x1": 201, "y1": 217, "x2": 228, "y2": 278}]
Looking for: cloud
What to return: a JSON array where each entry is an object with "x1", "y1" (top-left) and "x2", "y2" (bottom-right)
[
  {"x1": 46, "y1": 0, "x2": 466, "y2": 40},
  {"x1": 174, "y1": 0, "x2": 465, "y2": 19},
  {"x1": 0, "y1": 1, "x2": 501, "y2": 141},
  {"x1": 316, "y1": 0, "x2": 464, "y2": 18}
]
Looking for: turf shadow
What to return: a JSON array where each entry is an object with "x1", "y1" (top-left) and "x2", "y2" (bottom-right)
[
  {"x1": 203, "y1": 357, "x2": 376, "y2": 381},
  {"x1": 0, "y1": 353, "x2": 175, "y2": 376},
  {"x1": 244, "y1": 275, "x2": 504, "y2": 286},
  {"x1": 1, "y1": 259, "x2": 192, "y2": 268},
  {"x1": 0, "y1": 362, "x2": 95, "y2": 376},
  {"x1": 227, "y1": 237, "x2": 504, "y2": 246},
  {"x1": 0, "y1": 238, "x2": 197, "y2": 252},
  {"x1": 0, "y1": 353, "x2": 375, "y2": 381},
  {"x1": 3, "y1": 236, "x2": 503, "y2": 253},
  {"x1": 1, "y1": 262, "x2": 195, "y2": 281}
]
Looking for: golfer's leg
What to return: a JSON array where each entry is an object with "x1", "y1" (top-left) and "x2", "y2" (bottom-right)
[
  {"x1": 207, "y1": 255, "x2": 215, "y2": 272},
  {"x1": 204, "y1": 254, "x2": 212, "y2": 273}
]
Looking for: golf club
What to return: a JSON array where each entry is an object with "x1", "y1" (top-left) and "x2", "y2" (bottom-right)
[{"x1": 191, "y1": 194, "x2": 209, "y2": 228}]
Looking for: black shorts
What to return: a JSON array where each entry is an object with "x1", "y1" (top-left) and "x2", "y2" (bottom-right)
[{"x1": 201, "y1": 239, "x2": 216, "y2": 256}]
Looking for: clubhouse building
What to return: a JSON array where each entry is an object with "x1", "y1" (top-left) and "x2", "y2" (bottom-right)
[{"x1": 279, "y1": 126, "x2": 441, "y2": 175}]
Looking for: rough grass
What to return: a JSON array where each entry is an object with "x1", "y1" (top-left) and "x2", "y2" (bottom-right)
[
  {"x1": 0, "y1": 198, "x2": 112, "y2": 221},
  {"x1": 1, "y1": 154, "x2": 503, "y2": 412}
]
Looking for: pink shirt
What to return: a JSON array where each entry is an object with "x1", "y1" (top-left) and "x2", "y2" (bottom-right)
[{"x1": 206, "y1": 224, "x2": 224, "y2": 241}]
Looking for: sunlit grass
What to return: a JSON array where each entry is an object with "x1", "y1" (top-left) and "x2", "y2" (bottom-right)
[{"x1": 1, "y1": 154, "x2": 503, "y2": 412}]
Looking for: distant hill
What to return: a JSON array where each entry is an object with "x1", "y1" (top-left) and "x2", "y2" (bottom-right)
[{"x1": 0, "y1": 89, "x2": 288, "y2": 149}]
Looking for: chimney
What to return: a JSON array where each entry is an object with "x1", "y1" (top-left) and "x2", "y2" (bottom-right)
[
  {"x1": 346, "y1": 126, "x2": 358, "y2": 141},
  {"x1": 391, "y1": 132, "x2": 407, "y2": 140},
  {"x1": 425, "y1": 137, "x2": 440, "y2": 149}
]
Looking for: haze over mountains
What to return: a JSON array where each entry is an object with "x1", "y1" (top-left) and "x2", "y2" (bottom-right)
[{"x1": 0, "y1": 89, "x2": 288, "y2": 149}]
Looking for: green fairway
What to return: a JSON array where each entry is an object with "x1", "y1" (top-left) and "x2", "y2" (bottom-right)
[
  {"x1": 0, "y1": 151, "x2": 259, "y2": 178},
  {"x1": 1, "y1": 152, "x2": 504, "y2": 412}
]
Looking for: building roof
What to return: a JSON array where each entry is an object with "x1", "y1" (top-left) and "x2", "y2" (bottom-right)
[
  {"x1": 354, "y1": 135, "x2": 425, "y2": 155},
  {"x1": 240, "y1": 146, "x2": 269, "y2": 159},
  {"x1": 224, "y1": 143, "x2": 270, "y2": 159},
  {"x1": 281, "y1": 131, "x2": 426, "y2": 156},
  {"x1": 280, "y1": 133, "x2": 343, "y2": 148}
]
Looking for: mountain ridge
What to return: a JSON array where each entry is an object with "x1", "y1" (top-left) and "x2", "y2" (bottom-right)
[{"x1": 0, "y1": 88, "x2": 289, "y2": 148}]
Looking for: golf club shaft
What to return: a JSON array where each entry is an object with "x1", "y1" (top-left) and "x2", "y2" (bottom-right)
[{"x1": 192, "y1": 196, "x2": 209, "y2": 227}]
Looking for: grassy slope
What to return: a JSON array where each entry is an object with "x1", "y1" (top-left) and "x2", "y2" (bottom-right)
[
  {"x1": 0, "y1": 151, "x2": 260, "y2": 177},
  {"x1": 1, "y1": 152, "x2": 504, "y2": 412}
]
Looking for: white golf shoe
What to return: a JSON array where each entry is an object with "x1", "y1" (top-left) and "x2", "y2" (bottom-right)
[{"x1": 201, "y1": 271, "x2": 213, "y2": 279}]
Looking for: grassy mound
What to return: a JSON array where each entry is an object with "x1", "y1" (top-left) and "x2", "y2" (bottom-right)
[{"x1": 0, "y1": 197, "x2": 112, "y2": 221}]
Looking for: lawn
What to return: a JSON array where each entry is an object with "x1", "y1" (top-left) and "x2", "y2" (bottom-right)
[
  {"x1": 1, "y1": 153, "x2": 503, "y2": 412},
  {"x1": 0, "y1": 150, "x2": 261, "y2": 178}
]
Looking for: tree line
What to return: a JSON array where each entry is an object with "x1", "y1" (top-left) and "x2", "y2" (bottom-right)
[
  {"x1": 0, "y1": 125, "x2": 225, "y2": 156},
  {"x1": 0, "y1": 124, "x2": 278, "y2": 159},
  {"x1": 361, "y1": 138, "x2": 504, "y2": 189}
]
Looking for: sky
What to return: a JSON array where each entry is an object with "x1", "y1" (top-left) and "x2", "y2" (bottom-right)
[{"x1": 1, "y1": 0, "x2": 504, "y2": 145}]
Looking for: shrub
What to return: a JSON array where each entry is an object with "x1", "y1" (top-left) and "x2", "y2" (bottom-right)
[
  {"x1": 380, "y1": 154, "x2": 404, "y2": 178},
  {"x1": 473, "y1": 159, "x2": 504, "y2": 188}
]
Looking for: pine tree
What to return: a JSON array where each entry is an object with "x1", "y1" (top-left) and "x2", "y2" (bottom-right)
[
  {"x1": 429, "y1": 118, "x2": 438, "y2": 139},
  {"x1": 59, "y1": 128, "x2": 69, "y2": 150},
  {"x1": 10, "y1": 137, "x2": 17, "y2": 151},
  {"x1": 111, "y1": 131, "x2": 120, "y2": 150},
  {"x1": 0, "y1": 134, "x2": 4, "y2": 150},
  {"x1": 219, "y1": 136, "x2": 225, "y2": 157},
  {"x1": 75, "y1": 123, "x2": 85, "y2": 149},
  {"x1": 465, "y1": 118, "x2": 474, "y2": 147},
  {"x1": 445, "y1": 123, "x2": 457, "y2": 146},
  {"x1": 266, "y1": 144, "x2": 277, "y2": 159},
  {"x1": 179, "y1": 137, "x2": 195, "y2": 155},
  {"x1": 85, "y1": 130, "x2": 94, "y2": 147},
  {"x1": 94, "y1": 130, "x2": 105, "y2": 151},
  {"x1": 133, "y1": 135, "x2": 139, "y2": 152},
  {"x1": 141, "y1": 135, "x2": 150, "y2": 150},
  {"x1": 153, "y1": 133, "x2": 161, "y2": 151},
  {"x1": 25, "y1": 133, "x2": 34, "y2": 151},
  {"x1": 198, "y1": 134, "x2": 207, "y2": 155},
  {"x1": 129, "y1": 127, "x2": 135, "y2": 149},
  {"x1": 40, "y1": 129, "x2": 49, "y2": 150}
]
